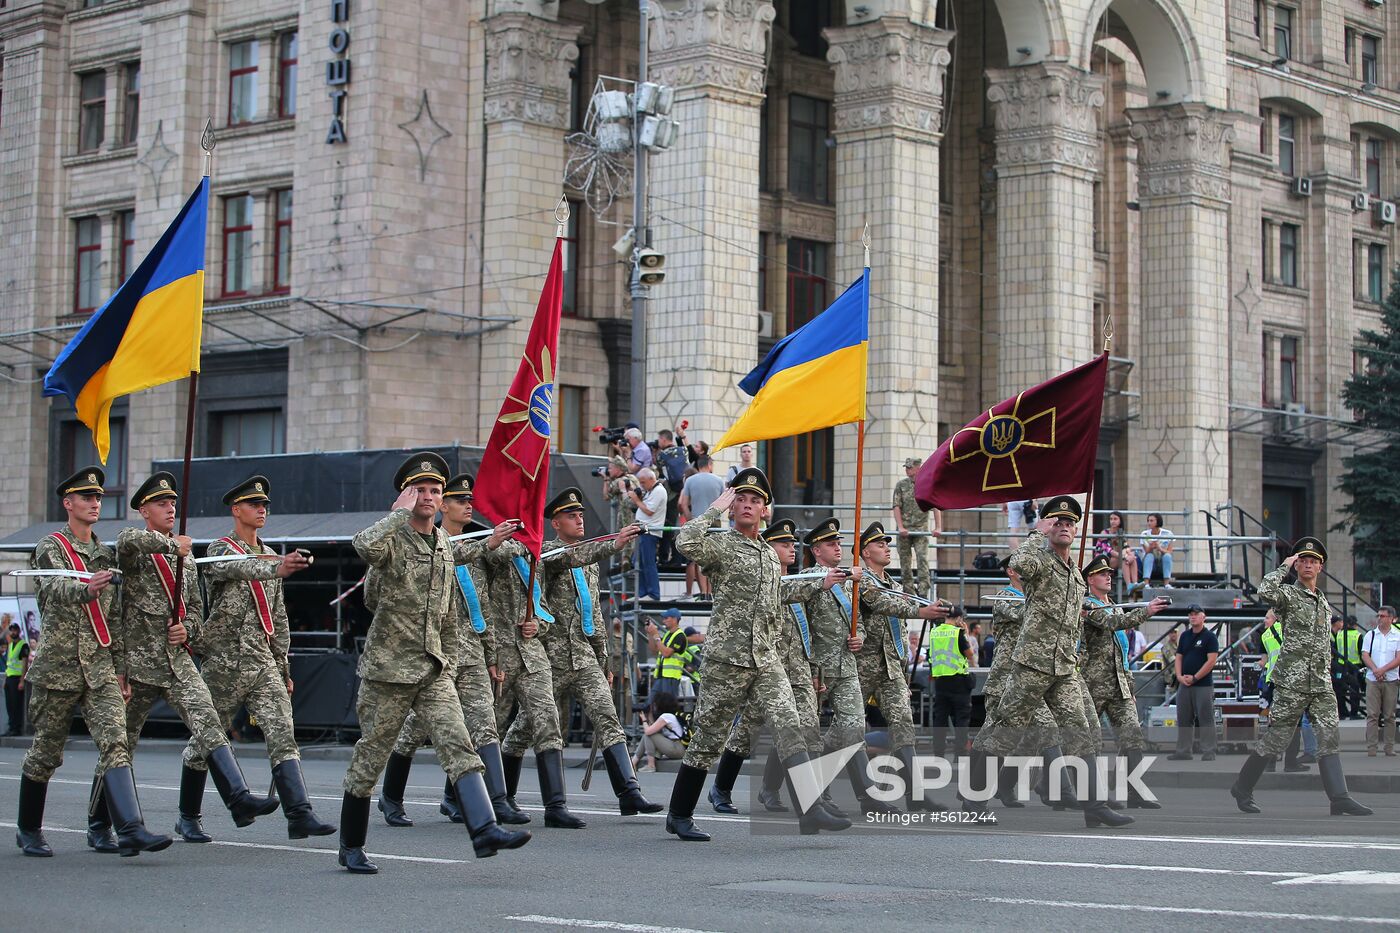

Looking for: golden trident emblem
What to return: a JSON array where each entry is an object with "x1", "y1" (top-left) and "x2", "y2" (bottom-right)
[{"x1": 947, "y1": 391, "x2": 1057, "y2": 493}]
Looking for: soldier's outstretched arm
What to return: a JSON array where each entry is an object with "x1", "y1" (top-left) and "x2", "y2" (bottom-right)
[
  {"x1": 116, "y1": 526, "x2": 181, "y2": 562},
  {"x1": 200, "y1": 538, "x2": 282, "y2": 582},
  {"x1": 352, "y1": 509, "x2": 410, "y2": 568},
  {"x1": 676, "y1": 507, "x2": 724, "y2": 569},
  {"x1": 861, "y1": 584, "x2": 925, "y2": 619},
  {"x1": 1084, "y1": 606, "x2": 1149, "y2": 632},
  {"x1": 32, "y1": 539, "x2": 104, "y2": 608},
  {"x1": 544, "y1": 538, "x2": 618, "y2": 570},
  {"x1": 1256, "y1": 567, "x2": 1291, "y2": 607},
  {"x1": 780, "y1": 577, "x2": 824, "y2": 604}
]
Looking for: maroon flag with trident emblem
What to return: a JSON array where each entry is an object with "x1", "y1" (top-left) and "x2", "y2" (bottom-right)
[{"x1": 914, "y1": 353, "x2": 1109, "y2": 510}]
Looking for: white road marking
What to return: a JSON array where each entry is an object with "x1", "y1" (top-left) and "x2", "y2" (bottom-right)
[
  {"x1": 978, "y1": 897, "x2": 1400, "y2": 926},
  {"x1": 977, "y1": 829, "x2": 1400, "y2": 853},
  {"x1": 1275, "y1": 870, "x2": 1400, "y2": 886},
  {"x1": 974, "y1": 858, "x2": 1307, "y2": 878},
  {"x1": 506, "y1": 916, "x2": 723, "y2": 933}
]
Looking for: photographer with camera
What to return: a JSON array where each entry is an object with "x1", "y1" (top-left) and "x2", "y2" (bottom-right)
[
  {"x1": 602, "y1": 457, "x2": 640, "y2": 564},
  {"x1": 630, "y1": 469, "x2": 667, "y2": 600},
  {"x1": 634, "y1": 693, "x2": 687, "y2": 773},
  {"x1": 610, "y1": 427, "x2": 652, "y2": 474}
]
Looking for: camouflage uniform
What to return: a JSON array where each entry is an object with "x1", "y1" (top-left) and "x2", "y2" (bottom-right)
[
  {"x1": 804, "y1": 577, "x2": 866, "y2": 751},
  {"x1": 726, "y1": 577, "x2": 825, "y2": 757},
  {"x1": 974, "y1": 531, "x2": 1094, "y2": 757},
  {"x1": 344, "y1": 509, "x2": 483, "y2": 797},
  {"x1": 392, "y1": 537, "x2": 500, "y2": 756},
  {"x1": 114, "y1": 528, "x2": 228, "y2": 769},
  {"x1": 984, "y1": 586, "x2": 1060, "y2": 748},
  {"x1": 891, "y1": 477, "x2": 931, "y2": 598},
  {"x1": 485, "y1": 539, "x2": 563, "y2": 753},
  {"x1": 676, "y1": 508, "x2": 805, "y2": 769},
  {"x1": 1081, "y1": 597, "x2": 1151, "y2": 752},
  {"x1": 21, "y1": 534, "x2": 130, "y2": 782},
  {"x1": 855, "y1": 570, "x2": 925, "y2": 749},
  {"x1": 184, "y1": 536, "x2": 298, "y2": 770},
  {"x1": 501, "y1": 539, "x2": 622, "y2": 754},
  {"x1": 604, "y1": 464, "x2": 640, "y2": 563},
  {"x1": 1254, "y1": 567, "x2": 1340, "y2": 758}
]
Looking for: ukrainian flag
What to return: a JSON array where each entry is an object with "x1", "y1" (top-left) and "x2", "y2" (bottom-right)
[
  {"x1": 714, "y1": 268, "x2": 869, "y2": 451},
  {"x1": 44, "y1": 178, "x2": 208, "y2": 462}
]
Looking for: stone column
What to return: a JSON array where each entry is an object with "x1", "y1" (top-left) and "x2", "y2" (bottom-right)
[
  {"x1": 824, "y1": 15, "x2": 952, "y2": 512},
  {"x1": 476, "y1": 10, "x2": 580, "y2": 438},
  {"x1": 1128, "y1": 103, "x2": 1235, "y2": 570},
  {"x1": 986, "y1": 63, "x2": 1105, "y2": 394},
  {"x1": 644, "y1": 0, "x2": 774, "y2": 453}
]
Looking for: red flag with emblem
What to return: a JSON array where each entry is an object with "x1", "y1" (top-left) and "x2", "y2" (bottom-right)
[
  {"x1": 473, "y1": 239, "x2": 564, "y2": 558},
  {"x1": 914, "y1": 352, "x2": 1109, "y2": 511}
]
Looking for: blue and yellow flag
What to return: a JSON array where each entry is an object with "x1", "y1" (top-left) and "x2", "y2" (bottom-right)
[
  {"x1": 714, "y1": 269, "x2": 869, "y2": 451},
  {"x1": 44, "y1": 178, "x2": 208, "y2": 462}
]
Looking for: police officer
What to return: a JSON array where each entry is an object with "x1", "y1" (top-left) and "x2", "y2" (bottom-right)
[
  {"x1": 926, "y1": 607, "x2": 975, "y2": 761},
  {"x1": 1333, "y1": 616, "x2": 1363, "y2": 720},
  {"x1": 339, "y1": 453, "x2": 530, "y2": 873},
  {"x1": 16, "y1": 468, "x2": 171, "y2": 858},
  {"x1": 500, "y1": 487, "x2": 659, "y2": 817},
  {"x1": 114, "y1": 472, "x2": 281, "y2": 837},
  {"x1": 1231, "y1": 537, "x2": 1372, "y2": 817},
  {"x1": 646, "y1": 608, "x2": 689, "y2": 701},
  {"x1": 181, "y1": 475, "x2": 333, "y2": 842},
  {"x1": 891, "y1": 457, "x2": 936, "y2": 598},
  {"x1": 664, "y1": 469, "x2": 849, "y2": 840}
]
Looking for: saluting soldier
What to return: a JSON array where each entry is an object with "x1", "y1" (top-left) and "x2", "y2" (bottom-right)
[
  {"x1": 112, "y1": 472, "x2": 281, "y2": 837},
  {"x1": 969, "y1": 497, "x2": 1132, "y2": 827},
  {"x1": 339, "y1": 453, "x2": 530, "y2": 874},
  {"x1": 499, "y1": 488, "x2": 660, "y2": 816},
  {"x1": 855, "y1": 521, "x2": 951, "y2": 811},
  {"x1": 1230, "y1": 537, "x2": 1372, "y2": 817},
  {"x1": 16, "y1": 468, "x2": 171, "y2": 858},
  {"x1": 801, "y1": 518, "x2": 884, "y2": 811},
  {"x1": 1081, "y1": 555, "x2": 1169, "y2": 810},
  {"x1": 376, "y1": 473, "x2": 528, "y2": 829},
  {"x1": 484, "y1": 507, "x2": 587, "y2": 829},
  {"x1": 707, "y1": 518, "x2": 837, "y2": 816},
  {"x1": 179, "y1": 475, "x2": 334, "y2": 842},
  {"x1": 891, "y1": 458, "x2": 936, "y2": 598},
  {"x1": 664, "y1": 469, "x2": 850, "y2": 841}
]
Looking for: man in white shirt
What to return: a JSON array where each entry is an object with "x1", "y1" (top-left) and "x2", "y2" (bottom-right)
[
  {"x1": 631, "y1": 468, "x2": 668, "y2": 600},
  {"x1": 1362, "y1": 606, "x2": 1400, "y2": 756}
]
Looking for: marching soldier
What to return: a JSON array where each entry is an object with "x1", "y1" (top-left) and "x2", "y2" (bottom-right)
[
  {"x1": 801, "y1": 518, "x2": 883, "y2": 811},
  {"x1": 485, "y1": 510, "x2": 587, "y2": 829},
  {"x1": 665, "y1": 469, "x2": 850, "y2": 840},
  {"x1": 180, "y1": 475, "x2": 335, "y2": 842},
  {"x1": 499, "y1": 487, "x2": 660, "y2": 816},
  {"x1": 1230, "y1": 537, "x2": 1372, "y2": 816},
  {"x1": 707, "y1": 518, "x2": 837, "y2": 815},
  {"x1": 377, "y1": 473, "x2": 529, "y2": 828},
  {"x1": 16, "y1": 468, "x2": 171, "y2": 858},
  {"x1": 969, "y1": 497, "x2": 1132, "y2": 827},
  {"x1": 339, "y1": 453, "x2": 530, "y2": 874},
  {"x1": 891, "y1": 457, "x2": 936, "y2": 598},
  {"x1": 1081, "y1": 555, "x2": 1169, "y2": 809},
  {"x1": 855, "y1": 521, "x2": 951, "y2": 811},
  {"x1": 112, "y1": 472, "x2": 281, "y2": 838}
]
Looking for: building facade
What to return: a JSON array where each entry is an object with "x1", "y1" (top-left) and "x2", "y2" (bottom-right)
[{"x1": 0, "y1": 0, "x2": 1392, "y2": 587}]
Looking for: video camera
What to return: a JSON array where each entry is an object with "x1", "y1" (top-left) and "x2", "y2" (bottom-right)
[{"x1": 593, "y1": 425, "x2": 628, "y2": 446}]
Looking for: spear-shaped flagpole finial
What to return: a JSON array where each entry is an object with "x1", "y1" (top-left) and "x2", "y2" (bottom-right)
[
  {"x1": 861, "y1": 221, "x2": 871, "y2": 270},
  {"x1": 555, "y1": 196, "x2": 570, "y2": 239},
  {"x1": 201, "y1": 119, "x2": 216, "y2": 177},
  {"x1": 1102, "y1": 313, "x2": 1114, "y2": 354}
]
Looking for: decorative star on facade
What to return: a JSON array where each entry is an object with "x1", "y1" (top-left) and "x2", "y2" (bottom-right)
[{"x1": 398, "y1": 90, "x2": 452, "y2": 181}]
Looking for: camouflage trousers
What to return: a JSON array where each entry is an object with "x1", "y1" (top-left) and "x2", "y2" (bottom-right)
[
  {"x1": 123, "y1": 675, "x2": 230, "y2": 772},
  {"x1": 344, "y1": 673, "x2": 483, "y2": 797},
  {"x1": 859, "y1": 671, "x2": 916, "y2": 749},
  {"x1": 500, "y1": 662, "x2": 624, "y2": 756},
  {"x1": 22, "y1": 681, "x2": 130, "y2": 783},
  {"x1": 896, "y1": 533, "x2": 930, "y2": 598},
  {"x1": 184, "y1": 663, "x2": 299, "y2": 771},
  {"x1": 1257, "y1": 686, "x2": 1341, "y2": 758},
  {"x1": 393, "y1": 662, "x2": 499, "y2": 757},
  {"x1": 1076, "y1": 674, "x2": 1104, "y2": 755},
  {"x1": 821, "y1": 674, "x2": 867, "y2": 751},
  {"x1": 493, "y1": 652, "x2": 563, "y2": 753},
  {"x1": 974, "y1": 662, "x2": 1094, "y2": 757},
  {"x1": 1092, "y1": 693, "x2": 1145, "y2": 753},
  {"x1": 683, "y1": 659, "x2": 805, "y2": 770},
  {"x1": 983, "y1": 689, "x2": 1061, "y2": 752},
  {"x1": 726, "y1": 674, "x2": 821, "y2": 758}
]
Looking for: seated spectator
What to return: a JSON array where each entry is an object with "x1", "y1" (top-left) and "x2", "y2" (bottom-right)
[
  {"x1": 1139, "y1": 512, "x2": 1175, "y2": 587},
  {"x1": 1096, "y1": 510, "x2": 1138, "y2": 588},
  {"x1": 635, "y1": 693, "x2": 687, "y2": 772}
]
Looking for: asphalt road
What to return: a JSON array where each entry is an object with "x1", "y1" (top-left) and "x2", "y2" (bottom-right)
[{"x1": 4, "y1": 745, "x2": 1400, "y2": 932}]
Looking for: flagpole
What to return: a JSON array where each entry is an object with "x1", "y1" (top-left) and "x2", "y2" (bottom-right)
[
  {"x1": 1076, "y1": 318, "x2": 1114, "y2": 569},
  {"x1": 170, "y1": 121, "x2": 215, "y2": 633},
  {"x1": 849, "y1": 224, "x2": 871, "y2": 639}
]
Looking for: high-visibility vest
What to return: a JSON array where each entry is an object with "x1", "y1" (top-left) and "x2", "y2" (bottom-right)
[
  {"x1": 659, "y1": 628, "x2": 686, "y2": 680},
  {"x1": 1260, "y1": 622, "x2": 1283, "y2": 683},
  {"x1": 4, "y1": 641, "x2": 23, "y2": 678},
  {"x1": 1334, "y1": 629, "x2": 1362, "y2": 666},
  {"x1": 926, "y1": 623, "x2": 968, "y2": 678}
]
